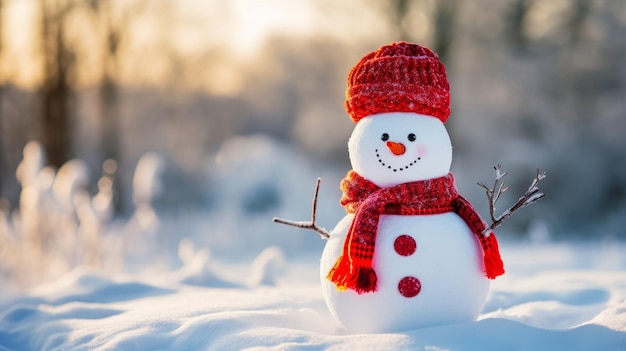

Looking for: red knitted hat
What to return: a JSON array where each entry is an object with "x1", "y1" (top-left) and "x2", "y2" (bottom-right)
[{"x1": 345, "y1": 42, "x2": 450, "y2": 123}]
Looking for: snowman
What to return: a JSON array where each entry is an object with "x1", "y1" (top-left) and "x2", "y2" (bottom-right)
[{"x1": 276, "y1": 42, "x2": 512, "y2": 333}]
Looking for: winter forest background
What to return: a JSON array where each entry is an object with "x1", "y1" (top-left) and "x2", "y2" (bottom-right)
[{"x1": 1, "y1": 0, "x2": 626, "y2": 288}]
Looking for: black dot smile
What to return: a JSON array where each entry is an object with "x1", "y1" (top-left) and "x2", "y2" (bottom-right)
[{"x1": 375, "y1": 149, "x2": 421, "y2": 172}]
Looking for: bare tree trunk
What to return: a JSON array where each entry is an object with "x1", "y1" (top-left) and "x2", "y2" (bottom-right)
[
  {"x1": 100, "y1": 77, "x2": 123, "y2": 211},
  {"x1": 40, "y1": 0, "x2": 74, "y2": 168},
  {"x1": 432, "y1": 0, "x2": 457, "y2": 66},
  {"x1": 98, "y1": 0, "x2": 124, "y2": 213},
  {"x1": 41, "y1": 78, "x2": 71, "y2": 168},
  {"x1": 386, "y1": 0, "x2": 457, "y2": 65},
  {"x1": 391, "y1": 0, "x2": 411, "y2": 42},
  {"x1": 0, "y1": 87, "x2": 4, "y2": 199},
  {"x1": 508, "y1": 0, "x2": 532, "y2": 50},
  {"x1": 0, "y1": 0, "x2": 5, "y2": 198},
  {"x1": 569, "y1": 0, "x2": 590, "y2": 44}
]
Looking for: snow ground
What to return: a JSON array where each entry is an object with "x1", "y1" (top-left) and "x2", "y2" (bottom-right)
[{"x1": 1, "y1": 242, "x2": 625, "y2": 351}]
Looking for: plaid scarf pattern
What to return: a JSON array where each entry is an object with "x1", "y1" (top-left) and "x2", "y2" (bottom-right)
[{"x1": 327, "y1": 170, "x2": 505, "y2": 294}]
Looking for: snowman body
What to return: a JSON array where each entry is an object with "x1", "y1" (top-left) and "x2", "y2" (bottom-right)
[
  {"x1": 321, "y1": 213, "x2": 489, "y2": 333},
  {"x1": 320, "y1": 112, "x2": 490, "y2": 333}
]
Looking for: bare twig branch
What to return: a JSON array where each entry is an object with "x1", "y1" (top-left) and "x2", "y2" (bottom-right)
[
  {"x1": 272, "y1": 178, "x2": 330, "y2": 239},
  {"x1": 478, "y1": 165, "x2": 546, "y2": 236}
]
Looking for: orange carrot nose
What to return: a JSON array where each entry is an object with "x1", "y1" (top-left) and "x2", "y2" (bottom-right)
[{"x1": 386, "y1": 141, "x2": 406, "y2": 155}]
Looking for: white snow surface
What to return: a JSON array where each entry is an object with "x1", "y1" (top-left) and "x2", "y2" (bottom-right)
[{"x1": 1, "y1": 242, "x2": 626, "y2": 351}]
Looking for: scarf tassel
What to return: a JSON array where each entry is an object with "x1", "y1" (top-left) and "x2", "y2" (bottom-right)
[
  {"x1": 328, "y1": 256, "x2": 378, "y2": 294},
  {"x1": 482, "y1": 233, "x2": 505, "y2": 279}
]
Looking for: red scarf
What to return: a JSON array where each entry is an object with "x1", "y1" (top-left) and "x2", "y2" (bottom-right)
[{"x1": 327, "y1": 170, "x2": 504, "y2": 294}]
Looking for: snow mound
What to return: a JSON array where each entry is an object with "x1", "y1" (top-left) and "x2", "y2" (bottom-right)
[
  {"x1": 1, "y1": 243, "x2": 626, "y2": 350},
  {"x1": 172, "y1": 239, "x2": 241, "y2": 288},
  {"x1": 247, "y1": 246, "x2": 286, "y2": 287}
]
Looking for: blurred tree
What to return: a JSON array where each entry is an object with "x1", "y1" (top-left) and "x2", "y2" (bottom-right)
[
  {"x1": 0, "y1": 0, "x2": 5, "y2": 198},
  {"x1": 507, "y1": 0, "x2": 532, "y2": 50},
  {"x1": 95, "y1": 0, "x2": 122, "y2": 176},
  {"x1": 385, "y1": 0, "x2": 458, "y2": 64},
  {"x1": 39, "y1": 0, "x2": 76, "y2": 168},
  {"x1": 568, "y1": 0, "x2": 590, "y2": 44},
  {"x1": 432, "y1": 0, "x2": 457, "y2": 65},
  {"x1": 391, "y1": 0, "x2": 411, "y2": 41},
  {"x1": 87, "y1": 0, "x2": 142, "y2": 213}
]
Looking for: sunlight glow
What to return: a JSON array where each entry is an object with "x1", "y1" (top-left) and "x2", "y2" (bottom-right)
[
  {"x1": 0, "y1": 0, "x2": 381, "y2": 91},
  {"x1": 229, "y1": 0, "x2": 316, "y2": 55},
  {"x1": 1, "y1": 0, "x2": 41, "y2": 88}
]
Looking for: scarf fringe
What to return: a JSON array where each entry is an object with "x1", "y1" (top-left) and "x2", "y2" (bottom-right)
[
  {"x1": 327, "y1": 256, "x2": 378, "y2": 293},
  {"x1": 482, "y1": 233, "x2": 505, "y2": 279}
]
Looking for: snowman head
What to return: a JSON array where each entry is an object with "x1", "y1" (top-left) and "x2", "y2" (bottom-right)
[
  {"x1": 343, "y1": 42, "x2": 452, "y2": 187},
  {"x1": 348, "y1": 112, "x2": 452, "y2": 188}
]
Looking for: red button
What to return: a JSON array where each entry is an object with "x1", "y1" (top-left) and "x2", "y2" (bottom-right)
[
  {"x1": 394, "y1": 235, "x2": 416, "y2": 256},
  {"x1": 398, "y1": 276, "x2": 421, "y2": 298}
]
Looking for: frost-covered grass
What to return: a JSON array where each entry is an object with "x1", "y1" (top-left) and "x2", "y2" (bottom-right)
[
  {"x1": 0, "y1": 137, "x2": 340, "y2": 289},
  {"x1": 0, "y1": 142, "x2": 164, "y2": 288}
]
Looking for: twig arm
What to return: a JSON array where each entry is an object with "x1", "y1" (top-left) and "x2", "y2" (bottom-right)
[
  {"x1": 272, "y1": 178, "x2": 330, "y2": 239},
  {"x1": 478, "y1": 165, "x2": 546, "y2": 236}
]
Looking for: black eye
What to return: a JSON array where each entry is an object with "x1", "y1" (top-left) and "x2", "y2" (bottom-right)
[
  {"x1": 408, "y1": 133, "x2": 416, "y2": 142},
  {"x1": 381, "y1": 133, "x2": 389, "y2": 141}
]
